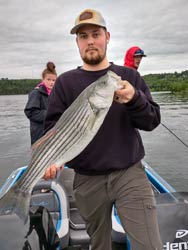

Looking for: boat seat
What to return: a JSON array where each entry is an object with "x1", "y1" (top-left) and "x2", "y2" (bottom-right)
[
  {"x1": 31, "y1": 179, "x2": 70, "y2": 249},
  {"x1": 30, "y1": 189, "x2": 60, "y2": 228}
]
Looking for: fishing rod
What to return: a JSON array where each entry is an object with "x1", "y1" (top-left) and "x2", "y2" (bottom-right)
[{"x1": 161, "y1": 122, "x2": 188, "y2": 149}]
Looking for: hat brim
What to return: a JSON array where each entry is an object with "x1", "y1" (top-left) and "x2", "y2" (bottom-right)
[
  {"x1": 70, "y1": 22, "x2": 106, "y2": 34},
  {"x1": 134, "y1": 53, "x2": 147, "y2": 57}
]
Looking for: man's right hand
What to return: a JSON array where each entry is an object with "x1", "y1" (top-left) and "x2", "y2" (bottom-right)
[{"x1": 43, "y1": 164, "x2": 64, "y2": 180}]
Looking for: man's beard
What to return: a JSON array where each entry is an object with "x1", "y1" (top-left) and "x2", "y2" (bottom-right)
[{"x1": 81, "y1": 48, "x2": 106, "y2": 65}]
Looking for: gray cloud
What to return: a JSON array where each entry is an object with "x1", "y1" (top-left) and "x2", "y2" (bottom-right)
[{"x1": 0, "y1": 0, "x2": 187, "y2": 78}]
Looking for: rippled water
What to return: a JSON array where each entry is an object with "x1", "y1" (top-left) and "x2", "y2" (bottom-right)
[
  {"x1": 0, "y1": 93, "x2": 188, "y2": 190},
  {"x1": 0, "y1": 95, "x2": 30, "y2": 186},
  {"x1": 141, "y1": 92, "x2": 188, "y2": 190}
]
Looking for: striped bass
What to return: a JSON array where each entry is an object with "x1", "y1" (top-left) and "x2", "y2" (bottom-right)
[{"x1": 0, "y1": 70, "x2": 122, "y2": 222}]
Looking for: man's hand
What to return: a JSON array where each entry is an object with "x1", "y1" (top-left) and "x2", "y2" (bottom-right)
[
  {"x1": 43, "y1": 164, "x2": 64, "y2": 180},
  {"x1": 114, "y1": 80, "x2": 135, "y2": 104}
]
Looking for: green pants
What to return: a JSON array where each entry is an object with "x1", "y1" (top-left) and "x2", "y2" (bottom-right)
[{"x1": 73, "y1": 161, "x2": 163, "y2": 250}]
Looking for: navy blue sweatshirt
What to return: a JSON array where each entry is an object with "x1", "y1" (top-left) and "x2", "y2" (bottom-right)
[{"x1": 44, "y1": 63, "x2": 160, "y2": 175}]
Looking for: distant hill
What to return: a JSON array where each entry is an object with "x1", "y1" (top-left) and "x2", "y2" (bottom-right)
[{"x1": 0, "y1": 70, "x2": 188, "y2": 95}]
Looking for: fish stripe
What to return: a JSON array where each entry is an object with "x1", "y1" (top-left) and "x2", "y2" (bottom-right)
[
  {"x1": 20, "y1": 102, "x2": 92, "y2": 189},
  {"x1": 31, "y1": 99, "x2": 86, "y2": 161},
  {"x1": 25, "y1": 109, "x2": 91, "y2": 188},
  {"x1": 20, "y1": 101, "x2": 88, "y2": 183}
]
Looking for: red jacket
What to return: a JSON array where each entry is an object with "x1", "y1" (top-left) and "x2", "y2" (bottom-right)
[{"x1": 124, "y1": 46, "x2": 141, "y2": 69}]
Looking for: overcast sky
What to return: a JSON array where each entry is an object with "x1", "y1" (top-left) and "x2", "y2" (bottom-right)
[{"x1": 0, "y1": 0, "x2": 187, "y2": 79}]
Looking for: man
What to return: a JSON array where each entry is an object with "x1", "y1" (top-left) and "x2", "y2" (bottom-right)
[
  {"x1": 124, "y1": 46, "x2": 147, "y2": 70},
  {"x1": 43, "y1": 9, "x2": 162, "y2": 250}
]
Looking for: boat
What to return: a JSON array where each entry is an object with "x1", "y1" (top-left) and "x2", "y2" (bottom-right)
[{"x1": 0, "y1": 160, "x2": 188, "y2": 250}]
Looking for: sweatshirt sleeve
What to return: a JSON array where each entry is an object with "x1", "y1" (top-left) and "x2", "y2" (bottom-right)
[
  {"x1": 125, "y1": 73, "x2": 161, "y2": 131},
  {"x1": 24, "y1": 90, "x2": 46, "y2": 123}
]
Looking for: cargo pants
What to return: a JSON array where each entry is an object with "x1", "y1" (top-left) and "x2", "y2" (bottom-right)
[{"x1": 73, "y1": 161, "x2": 163, "y2": 250}]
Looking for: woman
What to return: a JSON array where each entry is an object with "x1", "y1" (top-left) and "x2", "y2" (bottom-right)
[{"x1": 24, "y1": 62, "x2": 57, "y2": 145}]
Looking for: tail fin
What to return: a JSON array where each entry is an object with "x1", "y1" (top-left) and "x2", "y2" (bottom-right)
[{"x1": 0, "y1": 184, "x2": 30, "y2": 224}]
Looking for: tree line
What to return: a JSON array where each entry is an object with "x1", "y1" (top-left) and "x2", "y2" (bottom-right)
[
  {"x1": 0, "y1": 78, "x2": 40, "y2": 95},
  {"x1": 0, "y1": 70, "x2": 188, "y2": 95},
  {"x1": 143, "y1": 70, "x2": 188, "y2": 93}
]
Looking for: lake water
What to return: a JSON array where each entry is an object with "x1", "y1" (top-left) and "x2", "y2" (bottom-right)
[{"x1": 0, "y1": 93, "x2": 188, "y2": 190}]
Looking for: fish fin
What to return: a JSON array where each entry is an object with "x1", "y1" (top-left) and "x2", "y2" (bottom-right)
[
  {"x1": 31, "y1": 128, "x2": 56, "y2": 150},
  {"x1": 0, "y1": 185, "x2": 30, "y2": 224}
]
